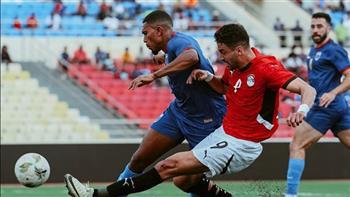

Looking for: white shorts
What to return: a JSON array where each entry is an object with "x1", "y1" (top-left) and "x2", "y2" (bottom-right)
[{"x1": 192, "y1": 126, "x2": 263, "y2": 177}]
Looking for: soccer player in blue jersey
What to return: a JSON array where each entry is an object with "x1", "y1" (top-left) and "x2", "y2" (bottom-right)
[
  {"x1": 83, "y1": 10, "x2": 228, "y2": 196},
  {"x1": 285, "y1": 12, "x2": 350, "y2": 197},
  {"x1": 124, "y1": 10, "x2": 228, "y2": 196}
]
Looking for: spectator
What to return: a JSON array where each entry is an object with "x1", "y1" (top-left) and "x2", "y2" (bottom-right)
[
  {"x1": 12, "y1": 16, "x2": 22, "y2": 29},
  {"x1": 45, "y1": 12, "x2": 62, "y2": 30},
  {"x1": 291, "y1": 19, "x2": 304, "y2": 47},
  {"x1": 273, "y1": 17, "x2": 286, "y2": 31},
  {"x1": 97, "y1": 0, "x2": 110, "y2": 21},
  {"x1": 184, "y1": 0, "x2": 198, "y2": 9},
  {"x1": 131, "y1": 64, "x2": 151, "y2": 79},
  {"x1": 26, "y1": 13, "x2": 38, "y2": 29},
  {"x1": 112, "y1": 0, "x2": 125, "y2": 19},
  {"x1": 121, "y1": 47, "x2": 134, "y2": 64},
  {"x1": 53, "y1": 0, "x2": 64, "y2": 16},
  {"x1": 94, "y1": 47, "x2": 107, "y2": 67},
  {"x1": 101, "y1": 53, "x2": 116, "y2": 71},
  {"x1": 212, "y1": 10, "x2": 220, "y2": 22},
  {"x1": 103, "y1": 14, "x2": 119, "y2": 30},
  {"x1": 1, "y1": 45, "x2": 12, "y2": 64},
  {"x1": 173, "y1": 12, "x2": 189, "y2": 31},
  {"x1": 75, "y1": 0, "x2": 87, "y2": 18},
  {"x1": 72, "y1": 45, "x2": 90, "y2": 64},
  {"x1": 283, "y1": 45, "x2": 308, "y2": 80},
  {"x1": 284, "y1": 53, "x2": 304, "y2": 73},
  {"x1": 58, "y1": 46, "x2": 70, "y2": 72},
  {"x1": 135, "y1": 46, "x2": 146, "y2": 64},
  {"x1": 273, "y1": 17, "x2": 287, "y2": 48}
]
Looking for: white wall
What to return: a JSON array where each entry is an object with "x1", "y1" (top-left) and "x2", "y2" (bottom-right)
[
  {"x1": 1, "y1": 36, "x2": 297, "y2": 69},
  {"x1": 1, "y1": 36, "x2": 218, "y2": 68}
]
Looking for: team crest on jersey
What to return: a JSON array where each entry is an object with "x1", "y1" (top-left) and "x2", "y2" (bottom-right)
[
  {"x1": 315, "y1": 51, "x2": 322, "y2": 61},
  {"x1": 247, "y1": 74, "x2": 255, "y2": 87}
]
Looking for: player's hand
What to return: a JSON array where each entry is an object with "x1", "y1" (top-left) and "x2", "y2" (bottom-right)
[
  {"x1": 128, "y1": 74, "x2": 155, "y2": 90},
  {"x1": 286, "y1": 111, "x2": 305, "y2": 127},
  {"x1": 319, "y1": 92, "x2": 336, "y2": 108},
  {"x1": 153, "y1": 53, "x2": 165, "y2": 65},
  {"x1": 186, "y1": 69, "x2": 208, "y2": 84}
]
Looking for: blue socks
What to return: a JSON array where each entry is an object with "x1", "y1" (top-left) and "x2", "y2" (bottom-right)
[
  {"x1": 117, "y1": 164, "x2": 140, "y2": 181},
  {"x1": 286, "y1": 158, "x2": 305, "y2": 195}
]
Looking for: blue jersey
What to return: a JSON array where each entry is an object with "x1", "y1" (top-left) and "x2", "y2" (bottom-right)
[
  {"x1": 307, "y1": 40, "x2": 350, "y2": 109},
  {"x1": 165, "y1": 32, "x2": 226, "y2": 126}
]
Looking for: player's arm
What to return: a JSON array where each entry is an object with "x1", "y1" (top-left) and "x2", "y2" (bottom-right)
[
  {"x1": 129, "y1": 49, "x2": 198, "y2": 90},
  {"x1": 284, "y1": 77, "x2": 317, "y2": 127},
  {"x1": 320, "y1": 68, "x2": 350, "y2": 107},
  {"x1": 186, "y1": 69, "x2": 228, "y2": 94},
  {"x1": 153, "y1": 48, "x2": 198, "y2": 78}
]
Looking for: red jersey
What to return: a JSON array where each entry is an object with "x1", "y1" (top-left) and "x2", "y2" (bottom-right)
[{"x1": 221, "y1": 48, "x2": 296, "y2": 142}]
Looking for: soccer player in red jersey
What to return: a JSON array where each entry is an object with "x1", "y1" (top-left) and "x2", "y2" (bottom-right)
[{"x1": 64, "y1": 23, "x2": 316, "y2": 197}]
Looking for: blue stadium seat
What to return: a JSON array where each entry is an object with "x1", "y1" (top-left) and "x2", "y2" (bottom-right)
[{"x1": 0, "y1": 1, "x2": 216, "y2": 37}]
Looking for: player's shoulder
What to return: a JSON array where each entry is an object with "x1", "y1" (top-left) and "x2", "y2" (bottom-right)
[
  {"x1": 170, "y1": 32, "x2": 193, "y2": 42},
  {"x1": 168, "y1": 32, "x2": 194, "y2": 47},
  {"x1": 325, "y1": 40, "x2": 347, "y2": 53},
  {"x1": 254, "y1": 55, "x2": 284, "y2": 72}
]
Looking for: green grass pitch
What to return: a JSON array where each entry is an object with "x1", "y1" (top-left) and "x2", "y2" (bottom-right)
[{"x1": 1, "y1": 180, "x2": 350, "y2": 197}]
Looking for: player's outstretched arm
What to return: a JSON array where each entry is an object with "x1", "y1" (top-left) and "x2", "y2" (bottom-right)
[
  {"x1": 319, "y1": 69, "x2": 350, "y2": 108},
  {"x1": 284, "y1": 77, "x2": 316, "y2": 127},
  {"x1": 153, "y1": 48, "x2": 199, "y2": 78},
  {"x1": 129, "y1": 49, "x2": 199, "y2": 90},
  {"x1": 186, "y1": 69, "x2": 228, "y2": 94}
]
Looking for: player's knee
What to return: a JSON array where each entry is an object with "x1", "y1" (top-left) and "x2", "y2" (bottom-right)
[
  {"x1": 289, "y1": 141, "x2": 304, "y2": 153},
  {"x1": 155, "y1": 158, "x2": 179, "y2": 180}
]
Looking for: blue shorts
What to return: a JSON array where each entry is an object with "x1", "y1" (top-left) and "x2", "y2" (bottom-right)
[
  {"x1": 305, "y1": 105, "x2": 350, "y2": 135},
  {"x1": 151, "y1": 107, "x2": 222, "y2": 149}
]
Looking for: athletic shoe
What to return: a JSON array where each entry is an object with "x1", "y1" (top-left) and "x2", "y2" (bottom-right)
[{"x1": 64, "y1": 174, "x2": 94, "y2": 197}]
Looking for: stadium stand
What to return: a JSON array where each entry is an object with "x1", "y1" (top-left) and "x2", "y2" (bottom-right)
[
  {"x1": 1, "y1": 0, "x2": 221, "y2": 37},
  {"x1": 1, "y1": 0, "x2": 339, "y2": 140},
  {"x1": 1, "y1": 63, "x2": 110, "y2": 143},
  {"x1": 67, "y1": 63, "x2": 174, "y2": 129}
]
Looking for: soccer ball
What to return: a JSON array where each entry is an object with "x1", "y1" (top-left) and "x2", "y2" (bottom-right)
[{"x1": 14, "y1": 153, "x2": 50, "y2": 187}]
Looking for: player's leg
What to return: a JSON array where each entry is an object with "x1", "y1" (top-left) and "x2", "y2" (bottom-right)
[
  {"x1": 64, "y1": 151, "x2": 204, "y2": 197},
  {"x1": 174, "y1": 175, "x2": 232, "y2": 197},
  {"x1": 286, "y1": 121, "x2": 323, "y2": 197},
  {"x1": 64, "y1": 128, "x2": 259, "y2": 196},
  {"x1": 337, "y1": 129, "x2": 350, "y2": 149},
  {"x1": 118, "y1": 109, "x2": 183, "y2": 181},
  {"x1": 92, "y1": 151, "x2": 208, "y2": 197},
  {"x1": 333, "y1": 112, "x2": 350, "y2": 149},
  {"x1": 118, "y1": 128, "x2": 180, "y2": 179},
  {"x1": 173, "y1": 122, "x2": 233, "y2": 197}
]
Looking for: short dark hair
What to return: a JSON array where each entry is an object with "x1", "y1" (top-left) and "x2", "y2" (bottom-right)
[
  {"x1": 143, "y1": 10, "x2": 173, "y2": 27},
  {"x1": 214, "y1": 23, "x2": 250, "y2": 48},
  {"x1": 312, "y1": 12, "x2": 331, "y2": 25}
]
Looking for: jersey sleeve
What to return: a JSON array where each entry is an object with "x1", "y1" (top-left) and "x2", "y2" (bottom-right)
[
  {"x1": 167, "y1": 37, "x2": 195, "y2": 57},
  {"x1": 262, "y1": 61, "x2": 296, "y2": 90},
  {"x1": 221, "y1": 67, "x2": 231, "y2": 85},
  {"x1": 332, "y1": 47, "x2": 350, "y2": 73}
]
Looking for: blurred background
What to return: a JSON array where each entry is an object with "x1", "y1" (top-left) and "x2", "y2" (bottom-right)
[{"x1": 1, "y1": 0, "x2": 349, "y2": 195}]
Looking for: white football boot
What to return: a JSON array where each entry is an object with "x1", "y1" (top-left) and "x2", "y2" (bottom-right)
[{"x1": 64, "y1": 174, "x2": 94, "y2": 197}]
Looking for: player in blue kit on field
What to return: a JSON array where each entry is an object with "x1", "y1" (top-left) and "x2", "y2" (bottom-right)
[
  {"x1": 119, "y1": 10, "x2": 228, "y2": 196},
  {"x1": 285, "y1": 12, "x2": 350, "y2": 197}
]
